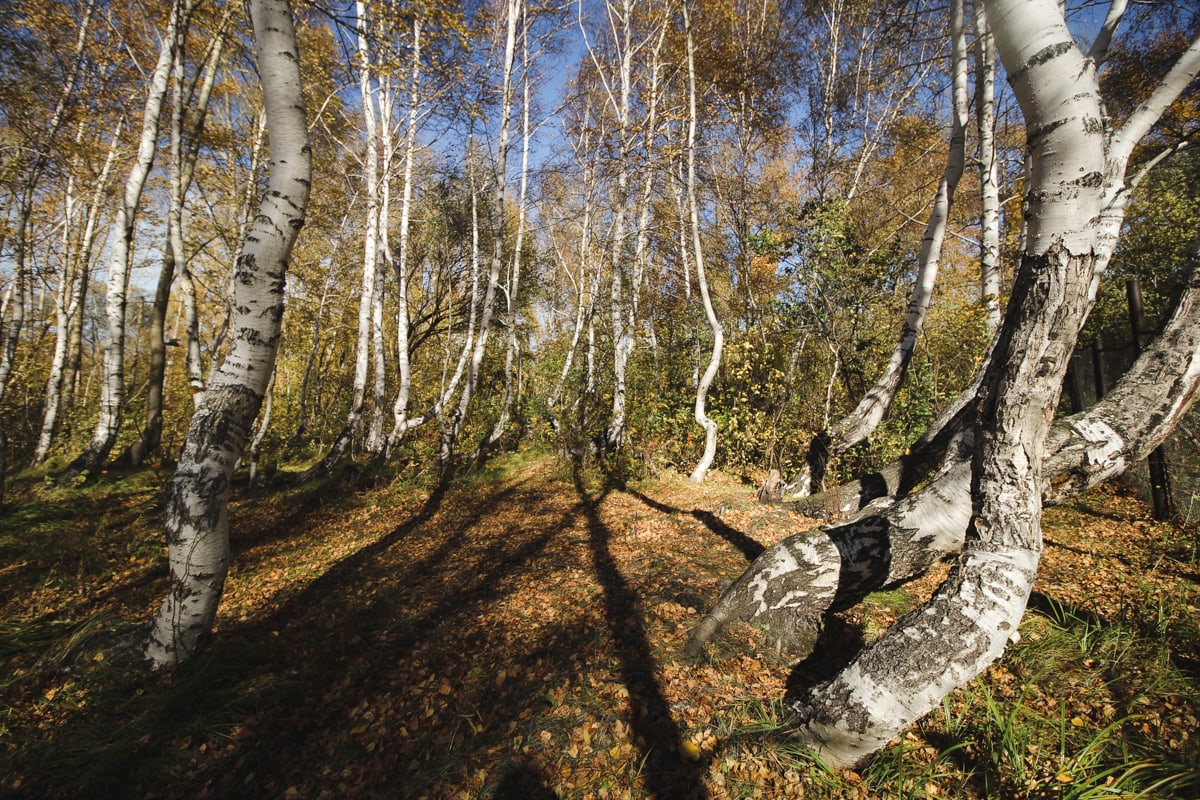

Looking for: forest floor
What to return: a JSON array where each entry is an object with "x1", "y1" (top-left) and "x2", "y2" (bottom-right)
[{"x1": 1, "y1": 448, "x2": 1199, "y2": 799}]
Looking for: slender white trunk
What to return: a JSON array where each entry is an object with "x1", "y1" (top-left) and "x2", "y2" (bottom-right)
[
  {"x1": 483, "y1": 9, "x2": 532, "y2": 453},
  {"x1": 385, "y1": 17, "x2": 423, "y2": 453},
  {"x1": 68, "y1": 0, "x2": 187, "y2": 476},
  {"x1": 440, "y1": 152, "x2": 488, "y2": 464},
  {"x1": 975, "y1": 5, "x2": 1002, "y2": 333},
  {"x1": 684, "y1": 5, "x2": 723, "y2": 483},
  {"x1": 547, "y1": 148, "x2": 595, "y2": 431},
  {"x1": 5, "y1": 0, "x2": 97, "y2": 486},
  {"x1": 793, "y1": 1, "x2": 970, "y2": 495},
  {"x1": 34, "y1": 121, "x2": 124, "y2": 465},
  {"x1": 123, "y1": 9, "x2": 230, "y2": 467},
  {"x1": 303, "y1": 0, "x2": 382, "y2": 477},
  {"x1": 146, "y1": 0, "x2": 310, "y2": 669},
  {"x1": 441, "y1": 1, "x2": 519, "y2": 464},
  {"x1": 367, "y1": 75, "x2": 394, "y2": 454},
  {"x1": 598, "y1": 0, "x2": 635, "y2": 450},
  {"x1": 247, "y1": 368, "x2": 275, "y2": 487}
]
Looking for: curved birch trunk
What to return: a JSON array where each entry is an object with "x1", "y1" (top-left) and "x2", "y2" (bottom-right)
[
  {"x1": 699, "y1": 0, "x2": 1200, "y2": 768},
  {"x1": 790, "y1": 6, "x2": 970, "y2": 496},
  {"x1": 145, "y1": 0, "x2": 310, "y2": 669},
  {"x1": 684, "y1": 4, "x2": 723, "y2": 484},
  {"x1": 689, "y1": 244, "x2": 1200, "y2": 657}
]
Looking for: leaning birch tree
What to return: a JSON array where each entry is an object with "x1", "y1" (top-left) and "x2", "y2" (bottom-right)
[
  {"x1": 145, "y1": 0, "x2": 310, "y2": 669},
  {"x1": 788, "y1": 0, "x2": 970, "y2": 497},
  {"x1": 690, "y1": 0, "x2": 1200, "y2": 768}
]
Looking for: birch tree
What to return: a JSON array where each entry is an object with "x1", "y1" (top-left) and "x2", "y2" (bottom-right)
[
  {"x1": 145, "y1": 0, "x2": 310, "y2": 669},
  {"x1": 439, "y1": 0, "x2": 521, "y2": 466},
  {"x1": 975, "y1": 4, "x2": 1002, "y2": 334},
  {"x1": 31, "y1": 104, "x2": 129, "y2": 466},
  {"x1": 788, "y1": 0, "x2": 970, "y2": 497},
  {"x1": 480, "y1": 4, "x2": 534, "y2": 455},
  {"x1": 65, "y1": 0, "x2": 189, "y2": 477},
  {"x1": 301, "y1": 0, "x2": 385, "y2": 479},
  {"x1": 691, "y1": 0, "x2": 1200, "y2": 768},
  {"x1": 0, "y1": 0, "x2": 98, "y2": 497},
  {"x1": 683, "y1": 1, "x2": 723, "y2": 483},
  {"x1": 119, "y1": 4, "x2": 234, "y2": 467}
]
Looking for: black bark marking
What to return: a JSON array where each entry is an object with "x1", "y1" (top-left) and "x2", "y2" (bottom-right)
[{"x1": 1028, "y1": 40, "x2": 1073, "y2": 67}]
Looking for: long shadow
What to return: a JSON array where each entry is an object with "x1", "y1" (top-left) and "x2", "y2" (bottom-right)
[
  {"x1": 9, "y1": 467, "x2": 606, "y2": 798},
  {"x1": 573, "y1": 466, "x2": 710, "y2": 800},
  {"x1": 626, "y1": 488, "x2": 765, "y2": 561}
]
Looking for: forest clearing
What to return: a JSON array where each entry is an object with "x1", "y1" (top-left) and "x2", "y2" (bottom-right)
[{"x1": 2, "y1": 450, "x2": 1198, "y2": 798}]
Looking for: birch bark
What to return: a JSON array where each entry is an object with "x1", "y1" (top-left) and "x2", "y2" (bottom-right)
[
  {"x1": 303, "y1": 0, "x2": 383, "y2": 479},
  {"x1": 65, "y1": 0, "x2": 188, "y2": 477},
  {"x1": 684, "y1": 3, "x2": 723, "y2": 484},
  {"x1": 439, "y1": 0, "x2": 519, "y2": 465},
  {"x1": 145, "y1": 0, "x2": 310, "y2": 669},
  {"x1": 696, "y1": 0, "x2": 1200, "y2": 768},
  {"x1": 791, "y1": 0, "x2": 970, "y2": 496}
]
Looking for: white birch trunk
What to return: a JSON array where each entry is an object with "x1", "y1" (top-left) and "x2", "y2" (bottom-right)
[
  {"x1": 975, "y1": 5, "x2": 1002, "y2": 334},
  {"x1": 384, "y1": 16, "x2": 423, "y2": 454},
  {"x1": 482, "y1": 8, "x2": 532, "y2": 454},
  {"x1": 146, "y1": 0, "x2": 310, "y2": 669},
  {"x1": 440, "y1": 0, "x2": 518, "y2": 465},
  {"x1": 305, "y1": 0, "x2": 381, "y2": 477},
  {"x1": 596, "y1": 0, "x2": 636, "y2": 451},
  {"x1": 792, "y1": 0, "x2": 970, "y2": 496},
  {"x1": 684, "y1": 5, "x2": 723, "y2": 483},
  {"x1": 122, "y1": 10, "x2": 229, "y2": 467},
  {"x1": 780, "y1": 0, "x2": 1200, "y2": 768},
  {"x1": 67, "y1": 0, "x2": 187, "y2": 476},
  {"x1": 7, "y1": 0, "x2": 98, "y2": 482},
  {"x1": 547, "y1": 117, "x2": 597, "y2": 433},
  {"x1": 33, "y1": 121, "x2": 124, "y2": 465}
]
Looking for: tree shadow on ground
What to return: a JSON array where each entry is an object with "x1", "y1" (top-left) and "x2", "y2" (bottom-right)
[
  {"x1": 783, "y1": 615, "x2": 866, "y2": 700},
  {"x1": 625, "y1": 488, "x2": 765, "y2": 561},
  {"x1": 8, "y1": 459, "x2": 716, "y2": 799},
  {"x1": 573, "y1": 466, "x2": 710, "y2": 800}
]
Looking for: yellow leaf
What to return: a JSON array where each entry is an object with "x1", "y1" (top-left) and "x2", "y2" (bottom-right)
[
  {"x1": 1056, "y1": 772, "x2": 1074, "y2": 784},
  {"x1": 1071, "y1": 716, "x2": 1086, "y2": 727},
  {"x1": 680, "y1": 740, "x2": 701, "y2": 760}
]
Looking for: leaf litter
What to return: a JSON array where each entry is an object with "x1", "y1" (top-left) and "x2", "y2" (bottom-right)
[{"x1": 0, "y1": 455, "x2": 1197, "y2": 798}]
